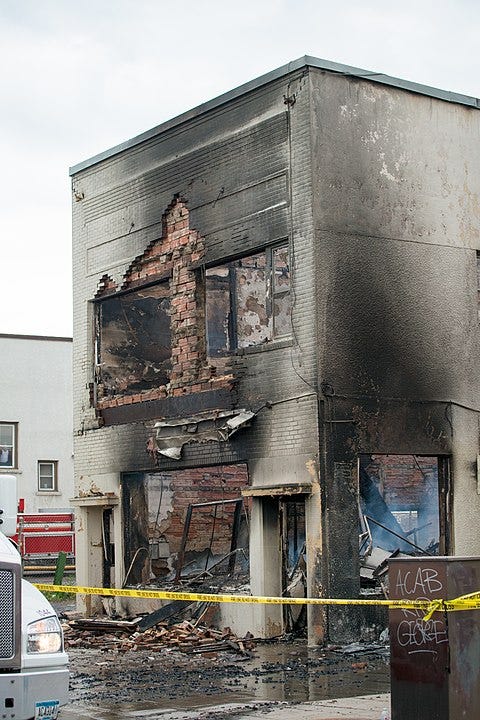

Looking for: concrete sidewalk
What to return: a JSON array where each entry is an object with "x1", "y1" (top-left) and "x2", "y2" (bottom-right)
[
  {"x1": 237, "y1": 694, "x2": 390, "y2": 718},
  {"x1": 245, "y1": 694, "x2": 390, "y2": 720},
  {"x1": 118, "y1": 695, "x2": 392, "y2": 719},
  {"x1": 61, "y1": 694, "x2": 391, "y2": 720}
]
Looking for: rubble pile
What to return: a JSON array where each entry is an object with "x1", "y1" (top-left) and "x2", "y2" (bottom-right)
[{"x1": 63, "y1": 617, "x2": 256, "y2": 656}]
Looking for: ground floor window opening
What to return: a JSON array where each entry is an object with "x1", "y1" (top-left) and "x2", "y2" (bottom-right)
[
  {"x1": 358, "y1": 454, "x2": 450, "y2": 593},
  {"x1": 122, "y1": 464, "x2": 250, "y2": 590}
]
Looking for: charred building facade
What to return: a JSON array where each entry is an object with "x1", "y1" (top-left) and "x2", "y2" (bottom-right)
[{"x1": 71, "y1": 57, "x2": 480, "y2": 643}]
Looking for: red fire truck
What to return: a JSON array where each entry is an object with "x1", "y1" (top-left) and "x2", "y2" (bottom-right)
[{"x1": 13, "y1": 507, "x2": 75, "y2": 570}]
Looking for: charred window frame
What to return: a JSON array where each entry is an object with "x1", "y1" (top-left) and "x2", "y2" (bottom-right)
[
  {"x1": 94, "y1": 281, "x2": 172, "y2": 398},
  {"x1": 0, "y1": 422, "x2": 16, "y2": 469},
  {"x1": 358, "y1": 454, "x2": 452, "y2": 563},
  {"x1": 205, "y1": 242, "x2": 291, "y2": 356}
]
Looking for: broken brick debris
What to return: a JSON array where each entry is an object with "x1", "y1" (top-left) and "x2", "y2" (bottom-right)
[{"x1": 63, "y1": 618, "x2": 256, "y2": 656}]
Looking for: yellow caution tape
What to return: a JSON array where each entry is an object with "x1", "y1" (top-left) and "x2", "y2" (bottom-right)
[
  {"x1": 443, "y1": 591, "x2": 480, "y2": 613},
  {"x1": 35, "y1": 584, "x2": 480, "y2": 620},
  {"x1": 34, "y1": 583, "x2": 465, "y2": 621},
  {"x1": 422, "y1": 599, "x2": 444, "y2": 622}
]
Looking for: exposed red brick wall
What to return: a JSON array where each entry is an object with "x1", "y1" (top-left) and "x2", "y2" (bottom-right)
[
  {"x1": 364, "y1": 454, "x2": 438, "y2": 509},
  {"x1": 95, "y1": 274, "x2": 118, "y2": 297},
  {"x1": 154, "y1": 464, "x2": 249, "y2": 557},
  {"x1": 95, "y1": 197, "x2": 233, "y2": 409}
]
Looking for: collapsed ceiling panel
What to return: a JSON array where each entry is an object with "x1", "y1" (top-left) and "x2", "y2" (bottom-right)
[{"x1": 150, "y1": 409, "x2": 255, "y2": 460}]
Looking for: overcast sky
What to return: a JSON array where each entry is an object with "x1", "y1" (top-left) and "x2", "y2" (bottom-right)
[{"x1": 1, "y1": 0, "x2": 478, "y2": 337}]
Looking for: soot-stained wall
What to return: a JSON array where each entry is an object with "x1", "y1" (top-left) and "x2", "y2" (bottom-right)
[
  {"x1": 72, "y1": 60, "x2": 480, "y2": 642},
  {"x1": 71, "y1": 66, "x2": 320, "y2": 636},
  {"x1": 310, "y1": 68, "x2": 480, "y2": 638}
]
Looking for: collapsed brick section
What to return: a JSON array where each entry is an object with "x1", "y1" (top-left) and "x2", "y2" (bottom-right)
[
  {"x1": 151, "y1": 465, "x2": 249, "y2": 556},
  {"x1": 95, "y1": 274, "x2": 118, "y2": 297},
  {"x1": 122, "y1": 464, "x2": 250, "y2": 582},
  {"x1": 94, "y1": 197, "x2": 233, "y2": 409}
]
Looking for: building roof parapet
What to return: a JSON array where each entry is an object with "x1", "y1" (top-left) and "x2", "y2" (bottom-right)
[{"x1": 69, "y1": 55, "x2": 480, "y2": 177}]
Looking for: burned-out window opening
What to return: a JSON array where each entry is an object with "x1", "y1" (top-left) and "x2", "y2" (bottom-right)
[
  {"x1": 121, "y1": 465, "x2": 250, "y2": 587},
  {"x1": 205, "y1": 266, "x2": 233, "y2": 355},
  {"x1": 359, "y1": 455, "x2": 451, "y2": 590},
  {"x1": 272, "y1": 245, "x2": 291, "y2": 337},
  {"x1": 206, "y1": 242, "x2": 291, "y2": 356},
  {"x1": 95, "y1": 282, "x2": 171, "y2": 397}
]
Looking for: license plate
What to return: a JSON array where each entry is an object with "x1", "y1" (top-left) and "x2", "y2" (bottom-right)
[{"x1": 35, "y1": 701, "x2": 59, "y2": 719}]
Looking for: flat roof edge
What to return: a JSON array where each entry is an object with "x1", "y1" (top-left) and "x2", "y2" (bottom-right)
[{"x1": 70, "y1": 55, "x2": 480, "y2": 176}]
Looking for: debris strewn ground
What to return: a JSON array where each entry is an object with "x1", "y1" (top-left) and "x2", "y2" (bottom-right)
[
  {"x1": 55, "y1": 597, "x2": 389, "y2": 715},
  {"x1": 64, "y1": 633, "x2": 389, "y2": 710},
  {"x1": 64, "y1": 617, "x2": 256, "y2": 656}
]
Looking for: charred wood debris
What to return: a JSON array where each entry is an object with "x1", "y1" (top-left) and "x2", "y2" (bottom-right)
[
  {"x1": 63, "y1": 616, "x2": 256, "y2": 658},
  {"x1": 61, "y1": 590, "x2": 257, "y2": 658},
  {"x1": 61, "y1": 612, "x2": 388, "y2": 660}
]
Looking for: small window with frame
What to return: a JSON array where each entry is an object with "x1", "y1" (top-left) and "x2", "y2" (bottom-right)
[
  {"x1": 0, "y1": 423, "x2": 16, "y2": 468},
  {"x1": 38, "y1": 461, "x2": 58, "y2": 492}
]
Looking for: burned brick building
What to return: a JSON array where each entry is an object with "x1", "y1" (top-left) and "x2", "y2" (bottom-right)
[{"x1": 70, "y1": 57, "x2": 480, "y2": 643}]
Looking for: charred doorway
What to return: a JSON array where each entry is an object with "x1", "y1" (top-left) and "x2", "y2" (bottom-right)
[
  {"x1": 280, "y1": 499, "x2": 307, "y2": 632},
  {"x1": 359, "y1": 455, "x2": 451, "y2": 587},
  {"x1": 122, "y1": 464, "x2": 250, "y2": 588},
  {"x1": 248, "y1": 491, "x2": 310, "y2": 637},
  {"x1": 102, "y1": 508, "x2": 115, "y2": 588}
]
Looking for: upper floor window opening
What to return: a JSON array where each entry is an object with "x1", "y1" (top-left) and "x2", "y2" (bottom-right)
[
  {"x1": 0, "y1": 422, "x2": 16, "y2": 469},
  {"x1": 206, "y1": 242, "x2": 291, "y2": 356},
  {"x1": 38, "y1": 461, "x2": 58, "y2": 492},
  {"x1": 95, "y1": 282, "x2": 171, "y2": 398}
]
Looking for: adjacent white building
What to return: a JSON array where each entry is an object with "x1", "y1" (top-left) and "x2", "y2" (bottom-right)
[{"x1": 0, "y1": 334, "x2": 74, "y2": 512}]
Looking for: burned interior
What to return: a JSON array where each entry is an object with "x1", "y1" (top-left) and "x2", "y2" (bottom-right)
[
  {"x1": 205, "y1": 243, "x2": 291, "y2": 355},
  {"x1": 120, "y1": 465, "x2": 250, "y2": 589},
  {"x1": 95, "y1": 283, "x2": 171, "y2": 396},
  {"x1": 116, "y1": 461, "x2": 309, "y2": 633},
  {"x1": 359, "y1": 454, "x2": 451, "y2": 592}
]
